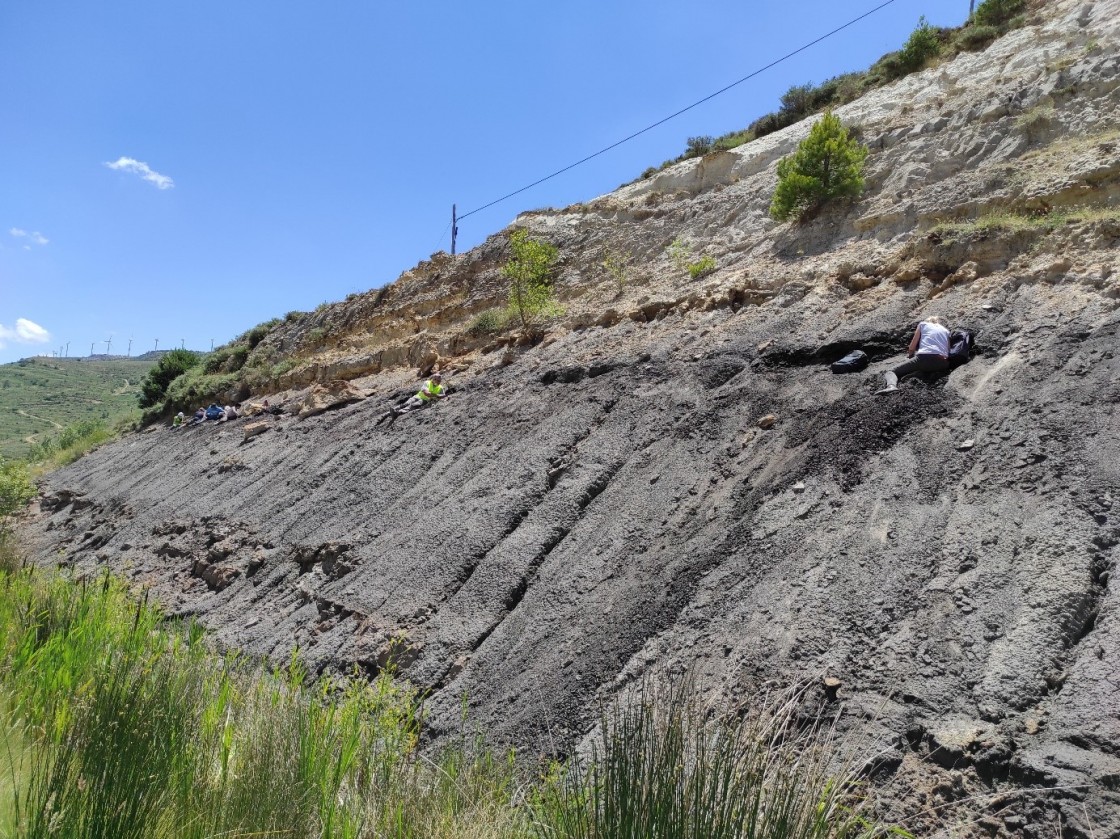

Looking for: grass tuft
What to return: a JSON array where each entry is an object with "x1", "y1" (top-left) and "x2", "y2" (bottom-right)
[
  {"x1": 534, "y1": 678, "x2": 880, "y2": 839},
  {"x1": 931, "y1": 206, "x2": 1120, "y2": 239}
]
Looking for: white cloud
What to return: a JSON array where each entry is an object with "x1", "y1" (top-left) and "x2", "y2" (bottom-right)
[
  {"x1": 9, "y1": 228, "x2": 48, "y2": 246},
  {"x1": 105, "y1": 156, "x2": 174, "y2": 190},
  {"x1": 0, "y1": 318, "x2": 52, "y2": 349}
]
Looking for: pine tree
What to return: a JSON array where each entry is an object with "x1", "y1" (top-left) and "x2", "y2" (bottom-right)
[{"x1": 769, "y1": 111, "x2": 869, "y2": 222}]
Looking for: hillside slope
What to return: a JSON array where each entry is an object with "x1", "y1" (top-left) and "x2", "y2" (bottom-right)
[
  {"x1": 19, "y1": 1, "x2": 1120, "y2": 835},
  {"x1": 0, "y1": 357, "x2": 152, "y2": 459}
]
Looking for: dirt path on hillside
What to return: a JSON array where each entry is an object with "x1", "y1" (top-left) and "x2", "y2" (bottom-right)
[{"x1": 15, "y1": 409, "x2": 63, "y2": 431}]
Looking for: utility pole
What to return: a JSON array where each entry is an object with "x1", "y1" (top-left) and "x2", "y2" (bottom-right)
[{"x1": 451, "y1": 204, "x2": 458, "y2": 255}]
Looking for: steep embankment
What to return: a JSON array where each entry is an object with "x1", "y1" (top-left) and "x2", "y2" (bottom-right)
[{"x1": 20, "y1": 1, "x2": 1120, "y2": 835}]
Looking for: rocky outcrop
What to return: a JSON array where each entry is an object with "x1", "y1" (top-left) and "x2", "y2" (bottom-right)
[
  {"x1": 296, "y1": 380, "x2": 366, "y2": 419},
  {"x1": 18, "y1": 2, "x2": 1120, "y2": 836}
]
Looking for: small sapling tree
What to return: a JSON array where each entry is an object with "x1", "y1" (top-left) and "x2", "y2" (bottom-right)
[
  {"x1": 769, "y1": 111, "x2": 869, "y2": 222},
  {"x1": 602, "y1": 249, "x2": 631, "y2": 297},
  {"x1": 504, "y1": 229, "x2": 558, "y2": 329}
]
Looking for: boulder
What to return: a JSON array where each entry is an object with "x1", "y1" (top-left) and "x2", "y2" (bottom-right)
[{"x1": 297, "y1": 380, "x2": 366, "y2": 419}]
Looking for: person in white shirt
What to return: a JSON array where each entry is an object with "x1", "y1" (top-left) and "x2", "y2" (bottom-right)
[{"x1": 877, "y1": 316, "x2": 951, "y2": 394}]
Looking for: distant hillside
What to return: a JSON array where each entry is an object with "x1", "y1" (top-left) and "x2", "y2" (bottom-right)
[{"x1": 0, "y1": 357, "x2": 154, "y2": 460}]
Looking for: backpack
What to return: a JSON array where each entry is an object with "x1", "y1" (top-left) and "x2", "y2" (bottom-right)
[
  {"x1": 830, "y1": 349, "x2": 869, "y2": 374},
  {"x1": 948, "y1": 329, "x2": 975, "y2": 366}
]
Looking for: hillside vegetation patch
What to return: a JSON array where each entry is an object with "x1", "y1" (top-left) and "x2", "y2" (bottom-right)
[
  {"x1": 0, "y1": 357, "x2": 152, "y2": 460},
  {"x1": 640, "y1": 6, "x2": 1031, "y2": 177},
  {"x1": 931, "y1": 206, "x2": 1120, "y2": 240}
]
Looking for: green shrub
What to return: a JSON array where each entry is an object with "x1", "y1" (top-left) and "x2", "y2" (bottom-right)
[
  {"x1": 227, "y1": 344, "x2": 251, "y2": 371},
  {"x1": 713, "y1": 130, "x2": 752, "y2": 151},
  {"x1": 163, "y1": 367, "x2": 240, "y2": 414},
  {"x1": 780, "y1": 83, "x2": 817, "y2": 117},
  {"x1": 954, "y1": 23, "x2": 1000, "y2": 51},
  {"x1": 240, "y1": 319, "x2": 280, "y2": 349},
  {"x1": 897, "y1": 16, "x2": 941, "y2": 74},
  {"x1": 271, "y1": 358, "x2": 297, "y2": 378},
  {"x1": 770, "y1": 111, "x2": 869, "y2": 222},
  {"x1": 666, "y1": 238, "x2": 692, "y2": 273},
  {"x1": 865, "y1": 51, "x2": 907, "y2": 84},
  {"x1": 27, "y1": 419, "x2": 112, "y2": 467},
  {"x1": 0, "y1": 458, "x2": 33, "y2": 519},
  {"x1": 973, "y1": 0, "x2": 1025, "y2": 27},
  {"x1": 203, "y1": 346, "x2": 233, "y2": 374},
  {"x1": 749, "y1": 110, "x2": 796, "y2": 140},
  {"x1": 688, "y1": 255, "x2": 716, "y2": 279},
  {"x1": 829, "y1": 72, "x2": 867, "y2": 105},
  {"x1": 305, "y1": 327, "x2": 328, "y2": 348},
  {"x1": 602, "y1": 249, "x2": 631, "y2": 295},
  {"x1": 503, "y1": 229, "x2": 558, "y2": 329},
  {"x1": 467, "y1": 309, "x2": 509, "y2": 337},
  {"x1": 683, "y1": 136, "x2": 715, "y2": 159},
  {"x1": 138, "y1": 349, "x2": 200, "y2": 409}
]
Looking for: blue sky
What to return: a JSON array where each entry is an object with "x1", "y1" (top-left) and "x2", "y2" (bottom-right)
[{"x1": 0, "y1": 0, "x2": 968, "y2": 364}]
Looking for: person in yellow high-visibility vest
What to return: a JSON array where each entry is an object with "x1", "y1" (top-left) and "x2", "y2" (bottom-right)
[{"x1": 376, "y1": 372, "x2": 448, "y2": 426}]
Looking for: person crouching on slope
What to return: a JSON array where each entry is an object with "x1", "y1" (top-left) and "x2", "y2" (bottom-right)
[
  {"x1": 376, "y1": 372, "x2": 448, "y2": 426},
  {"x1": 877, "y1": 315, "x2": 950, "y2": 394}
]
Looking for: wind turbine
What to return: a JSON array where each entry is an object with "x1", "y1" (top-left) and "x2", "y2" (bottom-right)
[
  {"x1": 65, "y1": 342, "x2": 70, "y2": 358},
  {"x1": 154, "y1": 338, "x2": 159, "y2": 352},
  {"x1": 90, "y1": 342, "x2": 95, "y2": 357},
  {"x1": 105, "y1": 337, "x2": 112, "y2": 355},
  {"x1": 127, "y1": 336, "x2": 133, "y2": 357}
]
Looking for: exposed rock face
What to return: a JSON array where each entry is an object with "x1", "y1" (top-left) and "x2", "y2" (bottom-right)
[
  {"x1": 296, "y1": 380, "x2": 366, "y2": 419},
  {"x1": 19, "y1": 2, "x2": 1120, "y2": 835}
]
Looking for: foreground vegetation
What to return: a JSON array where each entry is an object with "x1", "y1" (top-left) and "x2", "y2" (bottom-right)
[{"x1": 0, "y1": 558, "x2": 891, "y2": 838}]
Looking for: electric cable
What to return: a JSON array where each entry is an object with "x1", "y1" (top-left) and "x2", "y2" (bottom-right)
[{"x1": 458, "y1": 0, "x2": 900, "y2": 221}]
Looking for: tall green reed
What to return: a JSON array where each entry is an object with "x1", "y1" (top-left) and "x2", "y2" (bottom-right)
[{"x1": 534, "y1": 679, "x2": 879, "y2": 839}]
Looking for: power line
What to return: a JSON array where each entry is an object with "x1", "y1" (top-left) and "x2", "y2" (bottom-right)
[
  {"x1": 458, "y1": 0, "x2": 901, "y2": 222},
  {"x1": 432, "y1": 219, "x2": 452, "y2": 255}
]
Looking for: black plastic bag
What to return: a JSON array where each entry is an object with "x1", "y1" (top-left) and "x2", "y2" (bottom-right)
[{"x1": 830, "y1": 349, "x2": 869, "y2": 373}]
